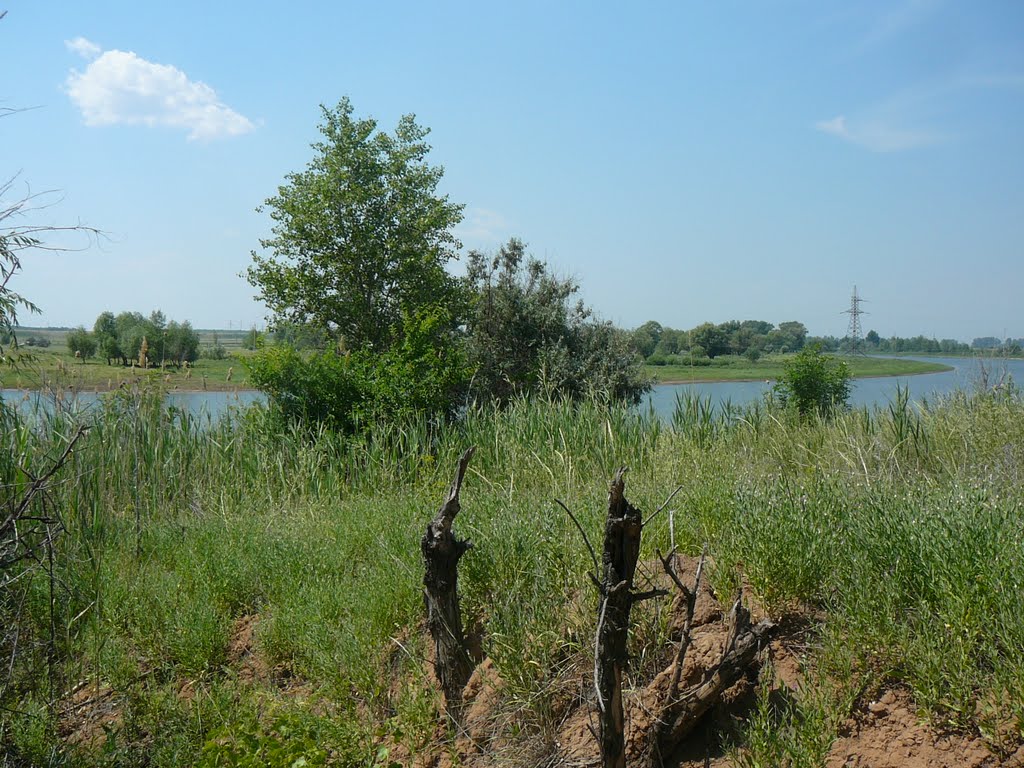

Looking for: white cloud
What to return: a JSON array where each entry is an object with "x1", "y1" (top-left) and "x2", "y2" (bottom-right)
[
  {"x1": 65, "y1": 39, "x2": 254, "y2": 141},
  {"x1": 455, "y1": 208, "x2": 510, "y2": 246},
  {"x1": 65, "y1": 37, "x2": 101, "y2": 60},
  {"x1": 815, "y1": 114, "x2": 939, "y2": 152}
]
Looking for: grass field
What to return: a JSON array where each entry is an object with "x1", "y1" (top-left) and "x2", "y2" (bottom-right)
[
  {"x1": 647, "y1": 354, "x2": 952, "y2": 383},
  {"x1": 1, "y1": 348, "x2": 256, "y2": 392},
  {"x1": 1, "y1": 383, "x2": 1022, "y2": 765}
]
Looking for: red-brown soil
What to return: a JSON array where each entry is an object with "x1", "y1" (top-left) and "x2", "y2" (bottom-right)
[{"x1": 407, "y1": 554, "x2": 1020, "y2": 768}]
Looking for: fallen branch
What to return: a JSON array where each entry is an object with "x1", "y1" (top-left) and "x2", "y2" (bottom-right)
[{"x1": 651, "y1": 576, "x2": 774, "y2": 759}]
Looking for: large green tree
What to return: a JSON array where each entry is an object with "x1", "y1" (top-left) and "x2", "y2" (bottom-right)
[{"x1": 247, "y1": 97, "x2": 465, "y2": 351}]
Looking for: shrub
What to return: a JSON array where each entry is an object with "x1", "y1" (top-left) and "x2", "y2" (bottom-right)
[
  {"x1": 772, "y1": 343, "x2": 851, "y2": 417},
  {"x1": 246, "y1": 345, "x2": 369, "y2": 433},
  {"x1": 464, "y1": 239, "x2": 651, "y2": 405},
  {"x1": 247, "y1": 304, "x2": 469, "y2": 432}
]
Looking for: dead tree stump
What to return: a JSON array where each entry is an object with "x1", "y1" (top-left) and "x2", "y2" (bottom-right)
[
  {"x1": 597, "y1": 467, "x2": 644, "y2": 768},
  {"x1": 421, "y1": 447, "x2": 476, "y2": 724}
]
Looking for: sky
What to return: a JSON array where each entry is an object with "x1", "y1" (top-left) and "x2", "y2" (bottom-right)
[{"x1": 2, "y1": 1, "x2": 1023, "y2": 340}]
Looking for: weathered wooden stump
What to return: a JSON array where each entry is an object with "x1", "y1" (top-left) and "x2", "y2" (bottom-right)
[{"x1": 421, "y1": 447, "x2": 476, "y2": 724}]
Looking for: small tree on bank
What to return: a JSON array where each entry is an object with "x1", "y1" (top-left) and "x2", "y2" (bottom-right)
[
  {"x1": 772, "y1": 343, "x2": 851, "y2": 418},
  {"x1": 245, "y1": 101, "x2": 651, "y2": 430},
  {"x1": 66, "y1": 326, "x2": 96, "y2": 359}
]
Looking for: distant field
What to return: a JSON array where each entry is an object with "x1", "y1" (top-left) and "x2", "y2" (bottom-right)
[
  {"x1": 1, "y1": 348, "x2": 256, "y2": 392},
  {"x1": 647, "y1": 354, "x2": 952, "y2": 383},
  {"x1": 6, "y1": 331, "x2": 955, "y2": 391}
]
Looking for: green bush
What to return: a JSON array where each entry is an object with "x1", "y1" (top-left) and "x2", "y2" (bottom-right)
[
  {"x1": 246, "y1": 345, "x2": 369, "y2": 433},
  {"x1": 772, "y1": 343, "x2": 851, "y2": 417},
  {"x1": 67, "y1": 326, "x2": 97, "y2": 358},
  {"x1": 247, "y1": 305, "x2": 469, "y2": 432}
]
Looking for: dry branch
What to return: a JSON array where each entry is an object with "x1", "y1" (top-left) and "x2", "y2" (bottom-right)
[
  {"x1": 596, "y1": 467, "x2": 644, "y2": 768},
  {"x1": 1, "y1": 426, "x2": 88, "y2": 570},
  {"x1": 661, "y1": 546, "x2": 706, "y2": 705},
  {"x1": 421, "y1": 446, "x2": 476, "y2": 724}
]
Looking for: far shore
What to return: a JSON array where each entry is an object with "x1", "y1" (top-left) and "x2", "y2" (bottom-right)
[{"x1": 655, "y1": 367, "x2": 955, "y2": 386}]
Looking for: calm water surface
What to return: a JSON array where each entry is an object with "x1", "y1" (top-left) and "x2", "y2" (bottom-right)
[
  {"x1": 1, "y1": 388, "x2": 266, "y2": 420},
  {"x1": 3, "y1": 356, "x2": 1021, "y2": 422},
  {"x1": 644, "y1": 356, "x2": 1024, "y2": 419}
]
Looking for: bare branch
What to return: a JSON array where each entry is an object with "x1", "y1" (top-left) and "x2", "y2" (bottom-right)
[
  {"x1": 663, "y1": 544, "x2": 706, "y2": 704},
  {"x1": 642, "y1": 483, "x2": 684, "y2": 528},
  {"x1": 554, "y1": 497, "x2": 600, "y2": 579},
  {"x1": 0, "y1": 426, "x2": 89, "y2": 547}
]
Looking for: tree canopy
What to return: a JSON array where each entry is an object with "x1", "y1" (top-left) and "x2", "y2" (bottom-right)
[
  {"x1": 464, "y1": 238, "x2": 651, "y2": 405},
  {"x1": 247, "y1": 97, "x2": 464, "y2": 351}
]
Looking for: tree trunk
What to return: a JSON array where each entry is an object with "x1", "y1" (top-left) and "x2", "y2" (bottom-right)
[
  {"x1": 421, "y1": 447, "x2": 476, "y2": 724},
  {"x1": 597, "y1": 468, "x2": 643, "y2": 768}
]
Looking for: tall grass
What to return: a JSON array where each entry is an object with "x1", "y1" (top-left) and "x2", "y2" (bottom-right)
[{"x1": 1, "y1": 382, "x2": 1023, "y2": 765}]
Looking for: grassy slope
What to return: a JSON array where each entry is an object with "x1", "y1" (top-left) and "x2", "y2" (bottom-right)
[
  {"x1": 2, "y1": 389, "x2": 1023, "y2": 765},
  {"x1": 647, "y1": 354, "x2": 952, "y2": 383}
]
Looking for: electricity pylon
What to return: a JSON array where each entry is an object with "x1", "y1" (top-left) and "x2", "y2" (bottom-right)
[{"x1": 843, "y1": 286, "x2": 868, "y2": 355}]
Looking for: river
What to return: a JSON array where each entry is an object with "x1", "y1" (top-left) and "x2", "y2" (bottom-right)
[
  {"x1": 2, "y1": 356, "x2": 1021, "y2": 422},
  {"x1": 0, "y1": 388, "x2": 266, "y2": 421},
  {"x1": 644, "y1": 355, "x2": 1024, "y2": 418}
]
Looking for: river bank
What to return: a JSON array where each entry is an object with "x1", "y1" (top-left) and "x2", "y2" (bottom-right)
[{"x1": 647, "y1": 355, "x2": 952, "y2": 384}]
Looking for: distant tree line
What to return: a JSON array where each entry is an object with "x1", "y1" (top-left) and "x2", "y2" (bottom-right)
[
  {"x1": 16, "y1": 334, "x2": 50, "y2": 348},
  {"x1": 970, "y1": 336, "x2": 1024, "y2": 354},
  {"x1": 809, "y1": 332, "x2": 1020, "y2": 356},
  {"x1": 805, "y1": 332, "x2": 970, "y2": 355},
  {"x1": 632, "y1": 319, "x2": 809, "y2": 363},
  {"x1": 66, "y1": 310, "x2": 200, "y2": 367},
  {"x1": 631, "y1": 321, "x2": 1020, "y2": 362}
]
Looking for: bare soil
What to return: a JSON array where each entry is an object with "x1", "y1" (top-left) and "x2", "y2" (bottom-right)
[{"x1": 410, "y1": 554, "x2": 1020, "y2": 768}]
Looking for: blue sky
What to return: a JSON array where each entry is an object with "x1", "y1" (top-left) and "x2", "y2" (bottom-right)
[{"x1": 2, "y1": 1, "x2": 1022, "y2": 339}]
